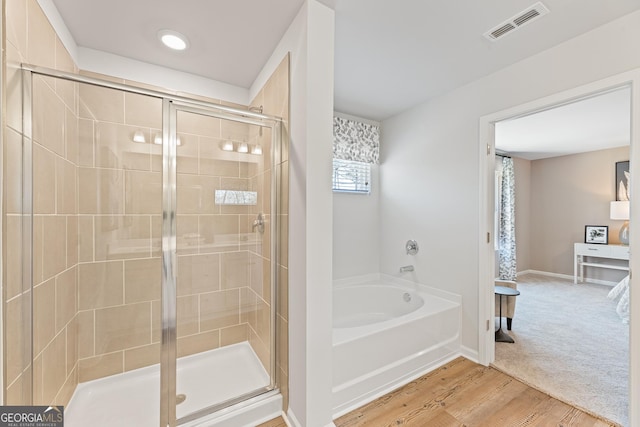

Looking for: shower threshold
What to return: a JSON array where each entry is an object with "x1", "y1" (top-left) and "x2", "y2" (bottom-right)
[{"x1": 65, "y1": 342, "x2": 271, "y2": 427}]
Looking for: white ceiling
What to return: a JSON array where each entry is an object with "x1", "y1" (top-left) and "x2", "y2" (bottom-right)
[
  {"x1": 495, "y1": 87, "x2": 631, "y2": 160},
  {"x1": 47, "y1": 0, "x2": 639, "y2": 157}
]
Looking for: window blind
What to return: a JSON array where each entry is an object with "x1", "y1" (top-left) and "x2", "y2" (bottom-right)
[{"x1": 332, "y1": 159, "x2": 371, "y2": 194}]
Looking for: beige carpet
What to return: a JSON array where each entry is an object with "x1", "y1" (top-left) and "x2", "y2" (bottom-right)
[{"x1": 492, "y1": 274, "x2": 629, "y2": 426}]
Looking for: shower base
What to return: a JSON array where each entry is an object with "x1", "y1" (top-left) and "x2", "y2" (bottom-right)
[{"x1": 65, "y1": 342, "x2": 279, "y2": 427}]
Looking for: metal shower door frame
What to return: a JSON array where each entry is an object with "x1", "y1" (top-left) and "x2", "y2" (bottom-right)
[{"x1": 19, "y1": 65, "x2": 281, "y2": 427}]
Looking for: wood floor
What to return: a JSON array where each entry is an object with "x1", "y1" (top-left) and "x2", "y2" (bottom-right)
[{"x1": 259, "y1": 357, "x2": 616, "y2": 427}]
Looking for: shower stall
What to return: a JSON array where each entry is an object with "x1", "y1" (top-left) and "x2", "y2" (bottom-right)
[{"x1": 6, "y1": 64, "x2": 287, "y2": 426}]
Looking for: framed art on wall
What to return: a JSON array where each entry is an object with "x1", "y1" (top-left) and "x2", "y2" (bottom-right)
[
  {"x1": 616, "y1": 161, "x2": 630, "y2": 201},
  {"x1": 585, "y1": 225, "x2": 608, "y2": 244}
]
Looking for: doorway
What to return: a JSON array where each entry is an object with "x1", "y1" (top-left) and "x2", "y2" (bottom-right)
[{"x1": 478, "y1": 70, "x2": 640, "y2": 426}]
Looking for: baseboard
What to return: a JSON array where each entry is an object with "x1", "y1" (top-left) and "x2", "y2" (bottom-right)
[
  {"x1": 518, "y1": 269, "x2": 617, "y2": 286},
  {"x1": 285, "y1": 409, "x2": 335, "y2": 427},
  {"x1": 460, "y1": 345, "x2": 479, "y2": 363},
  {"x1": 285, "y1": 409, "x2": 301, "y2": 427}
]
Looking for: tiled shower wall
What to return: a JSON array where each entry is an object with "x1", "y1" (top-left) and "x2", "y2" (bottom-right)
[
  {"x1": 3, "y1": 0, "x2": 290, "y2": 413},
  {"x1": 4, "y1": 0, "x2": 80, "y2": 405}
]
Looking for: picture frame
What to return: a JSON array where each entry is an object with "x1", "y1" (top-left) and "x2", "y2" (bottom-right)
[
  {"x1": 585, "y1": 225, "x2": 608, "y2": 244},
  {"x1": 615, "y1": 161, "x2": 630, "y2": 201}
]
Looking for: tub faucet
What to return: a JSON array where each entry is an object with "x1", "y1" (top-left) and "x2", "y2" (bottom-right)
[{"x1": 399, "y1": 265, "x2": 414, "y2": 273}]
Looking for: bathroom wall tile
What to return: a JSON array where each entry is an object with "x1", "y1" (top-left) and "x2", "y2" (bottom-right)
[
  {"x1": 280, "y1": 367, "x2": 289, "y2": 412},
  {"x1": 6, "y1": 0, "x2": 27, "y2": 60},
  {"x1": 78, "y1": 167, "x2": 124, "y2": 214},
  {"x1": 249, "y1": 328, "x2": 270, "y2": 375},
  {"x1": 94, "y1": 215, "x2": 151, "y2": 261},
  {"x1": 240, "y1": 288, "x2": 258, "y2": 331},
  {"x1": 66, "y1": 317, "x2": 78, "y2": 375},
  {"x1": 42, "y1": 216, "x2": 66, "y2": 280},
  {"x1": 33, "y1": 143, "x2": 56, "y2": 214},
  {"x1": 176, "y1": 215, "x2": 199, "y2": 255},
  {"x1": 34, "y1": 278, "x2": 56, "y2": 356},
  {"x1": 125, "y1": 171, "x2": 162, "y2": 214},
  {"x1": 150, "y1": 137, "x2": 162, "y2": 172},
  {"x1": 78, "y1": 351, "x2": 123, "y2": 383},
  {"x1": 176, "y1": 134, "x2": 199, "y2": 174},
  {"x1": 65, "y1": 107, "x2": 79, "y2": 164},
  {"x1": 67, "y1": 216, "x2": 79, "y2": 268},
  {"x1": 56, "y1": 156, "x2": 78, "y2": 214},
  {"x1": 177, "y1": 174, "x2": 220, "y2": 215},
  {"x1": 151, "y1": 215, "x2": 162, "y2": 257},
  {"x1": 124, "y1": 92, "x2": 162, "y2": 129},
  {"x1": 77, "y1": 310, "x2": 95, "y2": 359},
  {"x1": 277, "y1": 314, "x2": 288, "y2": 373},
  {"x1": 41, "y1": 331, "x2": 66, "y2": 403},
  {"x1": 278, "y1": 266, "x2": 288, "y2": 322},
  {"x1": 280, "y1": 161, "x2": 289, "y2": 215},
  {"x1": 177, "y1": 295, "x2": 200, "y2": 337},
  {"x1": 5, "y1": 35, "x2": 24, "y2": 134},
  {"x1": 249, "y1": 252, "x2": 265, "y2": 299},
  {"x1": 5, "y1": 296, "x2": 25, "y2": 385},
  {"x1": 79, "y1": 70, "x2": 125, "y2": 84},
  {"x1": 220, "y1": 118, "x2": 251, "y2": 142},
  {"x1": 33, "y1": 76, "x2": 65, "y2": 156},
  {"x1": 124, "y1": 343, "x2": 160, "y2": 372},
  {"x1": 79, "y1": 83, "x2": 124, "y2": 123},
  {"x1": 152, "y1": 300, "x2": 161, "y2": 343},
  {"x1": 4, "y1": 215, "x2": 23, "y2": 300},
  {"x1": 4, "y1": 128, "x2": 23, "y2": 214},
  {"x1": 6, "y1": 373, "x2": 27, "y2": 405},
  {"x1": 221, "y1": 251, "x2": 250, "y2": 290},
  {"x1": 199, "y1": 138, "x2": 241, "y2": 178},
  {"x1": 279, "y1": 214, "x2": 288, "y2": 268},
  {"x1": 78, "y1": 261, "x2": 124, "y2": 310},
  {"x1": 55, "y1": 366, "x2": 77, "y2": 407},
  {"x1": 256, "y1": 300, "x2": 271, "y2": 351},
  {"x1": 177, "y1": 110, "x2": 220, "y2": 137},
  {"x1": 34, "y1": 216, "x2": 44, "y2": 284},
  {"x1": 177, "y1": 253, "x2": 220, "y2": 296},
  {"x1": 78, "y1": 216, "x2": 94, "y2": 262},
  {"x1": 177, "y1": 330, "x2": 220, "y2": 359},
  {"x1": 26, "y1": 0, "x2": 56, "y2": 68},
  {"x1": 33, "y1": 353, "x2": 43, "y2": 404},
  {"x1": 200, "y1": 289, "x2": 240, "y2": 331},
  {"x1": 95, "y1": 122, "x2": 151, "y2": 171},
  {"x1": 55, "y1": 266, "x2": 77, "y2": 333},
  {"x1": 220, "y1": 324, "x2": 248, "y2": 347},
  {"x1": 199, "y1": 215, "x2": 239, "y2": 253},
  {"x1": 78, "y1": 119, "x2": 94, "y2": 167},
  {"x1": 94, "y1": 302, "x2": 151, "y2": 354},
  {"x1": 55, "y1": 32, "x2": 76, "y2": 75},
  {"x1": 125, "y1": 258, "x2": 161, "y2": 303}
]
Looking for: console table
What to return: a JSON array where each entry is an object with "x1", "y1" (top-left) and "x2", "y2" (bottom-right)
[{"x1": 574, "y1": 243, "x2": 629, "y2": 284}]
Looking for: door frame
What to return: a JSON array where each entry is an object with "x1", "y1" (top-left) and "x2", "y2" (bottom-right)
[{"x1": 478, "y1": 68, "x2": 640, "y2": 425}]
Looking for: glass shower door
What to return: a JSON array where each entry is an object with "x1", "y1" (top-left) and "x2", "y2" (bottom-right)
[{"x1": 170, "y1": 106, "x2": 276, "y2": 423}]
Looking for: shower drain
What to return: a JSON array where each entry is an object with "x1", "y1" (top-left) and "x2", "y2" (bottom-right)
[{"x1": 176, "y1": 394, "x2": 187, "y2": 405}]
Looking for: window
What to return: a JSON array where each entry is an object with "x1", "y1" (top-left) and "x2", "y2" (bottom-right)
[{"x1": 332, "y1": 159, "x2": 371, "y2": 194}]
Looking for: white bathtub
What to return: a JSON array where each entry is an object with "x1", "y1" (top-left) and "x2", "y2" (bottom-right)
[{"x1": 332, "y1": 274, "x2": 461, "y2": 416}]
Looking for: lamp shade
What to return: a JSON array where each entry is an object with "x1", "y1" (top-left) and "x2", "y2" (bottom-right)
[{"x1": 610, "y1": 200, "x2": 630, "y2": 220}]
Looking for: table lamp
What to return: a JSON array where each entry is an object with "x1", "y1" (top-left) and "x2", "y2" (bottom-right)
[{"x1": 610, "y1": 200, "x2": 630, "y2": 245}]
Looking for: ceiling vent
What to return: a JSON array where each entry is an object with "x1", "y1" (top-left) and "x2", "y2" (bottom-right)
[{"x1": 484, "y1": 2, "x2": 550, "y2": 41}]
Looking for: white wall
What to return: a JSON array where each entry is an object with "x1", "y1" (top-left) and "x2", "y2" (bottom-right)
[
  {"x1": 332, "y1": 165, "x2": 380, "y2": 279},
  {"x1": 332, "y1": 112, "x2": 381, "y2": 280},
  {"x1": 258, "y1": 1, "x2": 335, "y2": 426},
  {"x1": 381, "y1": 11, "x2": 640, "y2": 354}
]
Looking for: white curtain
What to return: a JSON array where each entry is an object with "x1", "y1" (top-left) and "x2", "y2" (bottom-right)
[{"x1": 498, "y1": 156, "x2": 517, "y2": 281}]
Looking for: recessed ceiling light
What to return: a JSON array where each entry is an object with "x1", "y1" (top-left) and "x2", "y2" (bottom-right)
[{"x1": 158, "y1": 29, "x2": 189, "y2": 51}]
